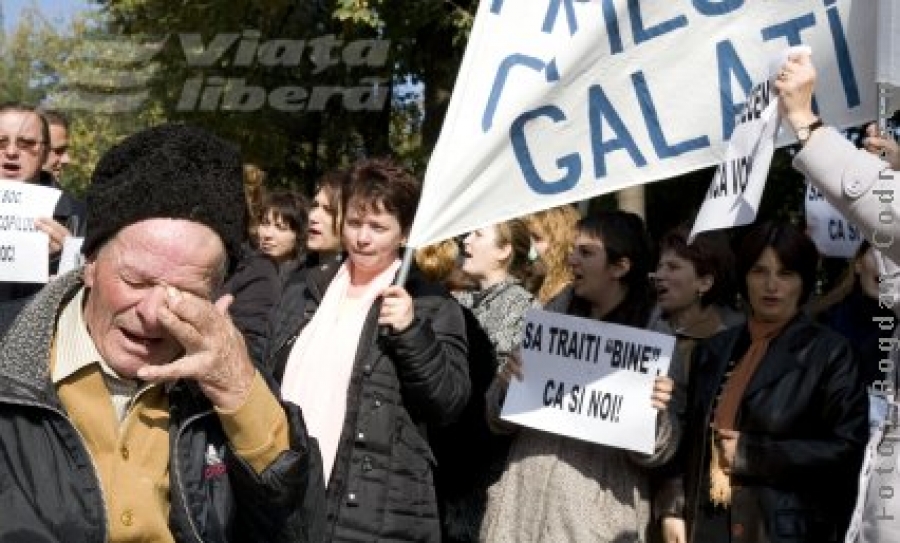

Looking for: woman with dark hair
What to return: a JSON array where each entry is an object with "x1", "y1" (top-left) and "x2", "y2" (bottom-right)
[
  {"x1": 648, "y1": 226, "x2": 736, "y2": 543},
  {"x1": 660, "y1": 221, "x2": 868, "y2": 543},
  {"x1": 264, "y1": 170, "x2": 348, "y2": 364},
  {"x1": 306, "y1": 170, "x2": 347, "y2": 261},
  {"x1": 481, "y1": 210, "x2": 677, "y2": 542},
  {"x1": 257, "y1": 188, "x2": 309, "y2": 283},
  {"x1": 265, "y1": 158, "x2": 469, "y2": 543}
]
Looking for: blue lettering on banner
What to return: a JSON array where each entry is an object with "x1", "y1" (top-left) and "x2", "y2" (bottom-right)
[
  {"x1": 825, "y1": 1, "x2": 859, "y2": 108},
  {"x1": 542, "y1": 0, "x2": 590, "y2": 36},
  {"x1": 510, "y1": 106, "x2": 582, "y2": 195},
  {"x1": 589, "y1": 84, "x2": 648, "y2": 178},
  {"x1": 483, "y1": 54, "x2": 560, "y2": 132},
  {"x1": 632, "y1": 71, "x2": 710, "y2": 158},
  {"x1": 761, "y1": 13, "x2": 816, "y2": 46},
  {"x1": 808, "y1": 185, "x2": 826, "y2": 201},
  {"x1": 629, "y1": 0, "x2": 688, "y2": 45},
  {"x1": 716, "y1": 40, "x2": 753, "y2": 140},
  {"x1": 492, "y1": 1, "x2": 866, "y2": 196},
  {"x1": 692, "y1": 0, "x2": 744, "y2": 17},
  {"x1": 601, "y1": 0, "x2": 625, "y2": 55}
]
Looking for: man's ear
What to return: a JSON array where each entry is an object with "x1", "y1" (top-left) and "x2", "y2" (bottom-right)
[
  {"x1": 83, "y1": 258, "x2": 97, "y2": 288},
  {"x1": 612, "y1": 257, "x2": 632, "y2": 279}
]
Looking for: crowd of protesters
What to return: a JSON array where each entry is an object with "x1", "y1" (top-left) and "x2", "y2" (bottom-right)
[{"x1": 0, "y1": 51, "x2": 898, "y2": 543}]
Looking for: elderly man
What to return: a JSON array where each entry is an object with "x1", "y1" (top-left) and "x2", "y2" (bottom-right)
[{"x1": 0, "y1": 124, "x2": 322, "y2": 542}]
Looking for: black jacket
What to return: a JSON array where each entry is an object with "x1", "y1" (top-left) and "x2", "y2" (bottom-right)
[
  {"x1": 223, "y1": 246, "x2": 280, "y2": 365},
  {"x1": 265, "y1": 258, "x2": 470, "y2": 542},
  {"x1": 0, "y1": 272, "x2": 320, "y2": 542},
  {"x1": 663, "y1": 313, "x2": 868, "y2": 543}
]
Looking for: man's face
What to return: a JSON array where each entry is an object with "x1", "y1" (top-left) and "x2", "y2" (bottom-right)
[
  {"x1": 44, "y1": 123, "x2": 70, "y2": 179},
  {"x1": 0, "y1": 111, "x2": 47, "y2": 181},
  {"x1": 83, "y1": 219, "x2": 225, "y2": 378}
]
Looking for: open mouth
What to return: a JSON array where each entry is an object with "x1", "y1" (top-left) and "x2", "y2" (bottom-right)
[
  {"x1": 0, "y1": 162, "x2": 22, "y2": 177},
  {"x1": 121, "y1": 328, "x2": 162, "y2": 348}
]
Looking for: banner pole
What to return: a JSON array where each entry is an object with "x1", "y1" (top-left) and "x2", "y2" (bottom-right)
[
  {"x1": 394, "y1": 246, "x2": 415, "y2": 287},
  {"x1": 878, "y1": 83, "x2": 891, "y2": 135}
]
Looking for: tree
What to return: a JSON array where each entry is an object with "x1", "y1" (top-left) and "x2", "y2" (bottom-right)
[
  {"x1": 86, "y1": 0, "x2": 477, "y2": 189},
  {"x1": 1, "y1": 5, "x2": 162, "y2": 195}
]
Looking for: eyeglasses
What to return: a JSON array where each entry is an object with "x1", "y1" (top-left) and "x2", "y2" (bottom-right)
[{"x1": 0, "y1": 135, "x2": 45, "y2": 153}]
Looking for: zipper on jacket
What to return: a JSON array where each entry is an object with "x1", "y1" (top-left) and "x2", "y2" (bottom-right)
[
  {"x1": 172, "y1": 409, "x2": 215, "y2": 543},
  {"x1": 2, "y1": 397, "x2": 109, "y2": 541}
]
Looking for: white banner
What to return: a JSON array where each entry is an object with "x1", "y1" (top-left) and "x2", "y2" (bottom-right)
[
  {"x1": 409, "y1": 0, "x2": 876, "y2": 248},
  {"x1": 805, "y1": 183, "x2": 863, "y2": 258},
  {"x1": 501, "y1": 308, "x2": 674, "y2": 455}
]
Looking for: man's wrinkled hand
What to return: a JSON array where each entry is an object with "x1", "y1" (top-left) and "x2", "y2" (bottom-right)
[{"x1": 137, "y1": 286, "x2": 256, "y2": 411}]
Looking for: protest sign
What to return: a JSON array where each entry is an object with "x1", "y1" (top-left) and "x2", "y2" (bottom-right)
[
  {"x1": 688, "y1": 46, "x2": 804, "y2": 242},
  {"x1": 501, "y1": 308, "x2": 675, "y2": 455},
  {"x1": 0, "y1": 231, "x2": 51, "y2": 283},
  {"x1": 805, "y1": 183, "x2": 863, "y2": 258},
  {"x1": 0, "y1": 180, "x2": 62, "y2": 283},
  {"x1": 408, "y1": 1, "x2": 875, "y2": 248}
]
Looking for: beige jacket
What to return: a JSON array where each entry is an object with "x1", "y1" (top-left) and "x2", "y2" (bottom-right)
[{"x1": 794, "y1": 127, "x2": 899, "y2": 263}]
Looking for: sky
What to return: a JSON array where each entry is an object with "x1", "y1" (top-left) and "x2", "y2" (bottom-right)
[{"x1": 2, "y1": 0, "x2": 93, "y2": 32}]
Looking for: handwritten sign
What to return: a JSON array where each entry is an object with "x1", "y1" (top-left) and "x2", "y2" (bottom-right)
[
  {"x1": 805, "y1": 183, "x2": 863, "y2": 258},
  {"x1": 0, "y1": 180, "x2": 62, "y2": 283},
  {"x1": 501, "y1": 308, "x2": 674, "y2": 455},
  {"x1": 0, "y1": 231, "x2": 51, "y2": 283},
  {"x1": 689, "y1": 46, "x2": 807, "y2": 242}
]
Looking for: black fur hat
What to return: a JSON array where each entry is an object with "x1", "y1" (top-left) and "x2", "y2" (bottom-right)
[{"x1": 82, "y1": 124, "x2": 246, "y2": 271}]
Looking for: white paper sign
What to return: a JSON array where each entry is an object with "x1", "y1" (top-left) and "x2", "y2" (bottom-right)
[
  {"x1": 805, "y1": 183, "x2": 863, "y2": 258},
  {"x1": 408, "y1": 1, "x2": 876, "y2": 249},
  {"x1": 0, "y1": 180, "x2": 62, "y2": 283},
  {"x1": 689, "y1": 47, "x2": 805, "y2": 242},
  {"x1": 0, "y1": 231, "x2": 51, "y2": 283},
  {"x1": 0, "y1": 180, "x2": 62, "y2": 220},
  {"x1": 57, "y1": 236, "x2": 85, "y2": 276},
  {"x1": 501, "y1": 308, "x2": 675, "y2": 455}
]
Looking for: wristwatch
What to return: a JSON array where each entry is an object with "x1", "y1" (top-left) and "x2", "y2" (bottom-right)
[{"x1": 796, "y1": 118, "x2": 824, "y2": 147}]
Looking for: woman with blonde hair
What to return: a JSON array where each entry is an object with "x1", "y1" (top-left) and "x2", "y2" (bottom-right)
[
  {"x1": 524, "y1": 204, "x2": 580, "y2": 305},
  {"x1": 434, "y1": 218, "x2": 535, "y2": 542}
]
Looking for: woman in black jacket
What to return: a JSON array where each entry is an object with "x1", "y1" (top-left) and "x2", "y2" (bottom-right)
[
  {"x1": 661, "y1": 221, "x2": 868, "y2": 543},
  {"x1": 265, "y1": 158, "x2": 469, "y2": 543}
]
